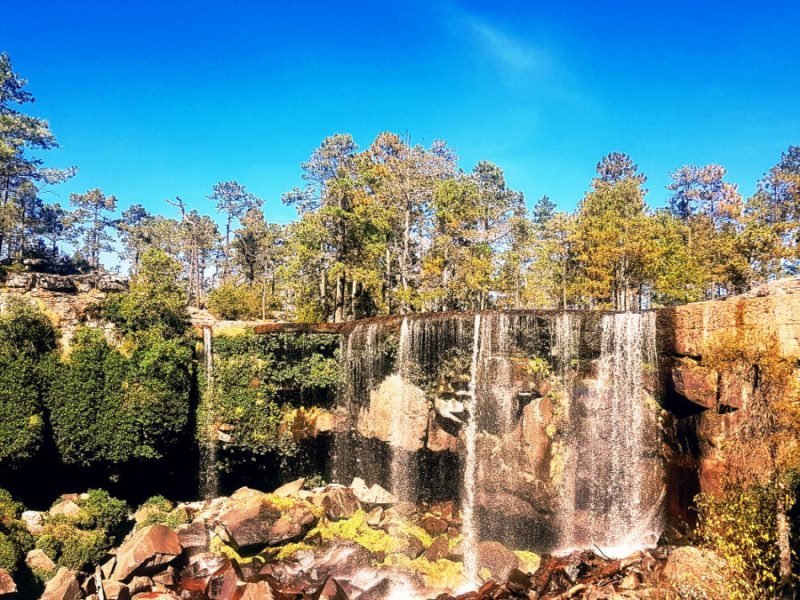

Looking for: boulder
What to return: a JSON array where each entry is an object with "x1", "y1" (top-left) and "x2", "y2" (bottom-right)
[
  {"x1": 477, "y1": 541, "x2": 520, "y2": 581},
  {"x1": 672, "y1": 358, "x2": 717, "y2": 410},
  {"x1": 0, "y1": 569, "x2": 15, "y2": 596},
  {"x1": 175, "y1": 521, "x2": 209, "y2": 556},
  {"x1": 50, "y1": 498, "x2": 82, "y2": 518},
  {"x1": 423, "y1": 535, "x2": 450, "y2": 562},
  {"x1": 319, "y1": 486, "x2": 361, "y2": 521},
  {"x1": 356, "y1": 374, "x2": 429, "y2": 452},
  {"x1": 350, "y1": 477, "x2": 397, "y2": 506},
  {"x1": 26, "y1": 548, "x2": 56, "y2": 573},
  {"x1": 102, "y1": 580, "x2": 131, "y2": 600},
  {"x1": 111, "y1": 524, "x2": 182, "y2": 582},
  {"x1": 420, "y1": 515, "x2": 448, "y2": 536},
  {"x1": 21, "y1": 510, "x2": 44, "y2": 535},
  {"x1": 218, "y1": 497, "x2": 316, "y2": 549},
  {"x1": 236, "y1": 581, "x2": 275, "y2": 599},
  {"x1": 661, "y1": 546, "x2": 731, "y2": 599},
  {"x1": 273, "y1": 478, "x2": 305, "y2": 497},
  {"x1": 96, "y1": 273, "x2": 129, "y2": 292},
  {"x1": 41, "y1": 567, "x2": 81, "y2": 600}
]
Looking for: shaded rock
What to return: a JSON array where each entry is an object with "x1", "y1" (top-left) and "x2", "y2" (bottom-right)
[
  {"x1": 0, "y1": 569, "x2": 15, "y2": 596},
  {"x1": 176, "y1": 521, "x2": 210, "y2": 556},
  {"x1": 661, "y1": 546, "x2": 731, "y2": 599},
  {"x1": 151, "y1": 566, "x2": 175, "y2": 587},
  {"x1": 112, "y1": 524, "x2": 182, "y2": 582},
  {"x1": 477, "y1": 541, "x2": 520, "y2": 581},
  {"x1": 26, "y1": 548, "x2": 56, "y2": 573},
  {"x1": 672, "y1": 358, "x2": 717, "y2": 410},
  {"x1": 218, "y1": 497, "x2": 316, "y2": 549},
  {"x1": 420, "y1": 515, "x2": 448, "y2": 536},
  {"x1": 128, "y1": 576, "x2": 153, "y2": 595},
  {"x1": 50, "y1": 498, "x2": 82, "y2": 518},
  {"x1": 41, "y1": 567, "x2": 81, "y2": 600},
  {"x1": 351, "y1": 477, "x2": 397, "y2": 505},
  {"x1": 320, "y1": 486, "x2": 361, "y2": 521},
  {"x1": 21, "y1": 510, "x2": 44, "y2": 535},
  {"x1": 37, "y1": 274, "x2": 77, "y2": 292},
  {"x1": 423, "y1": 535, "x2": 450, "y2": 562}
]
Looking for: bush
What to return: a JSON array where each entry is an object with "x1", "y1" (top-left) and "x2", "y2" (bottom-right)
[
  {"x1": 0, "y1": 488, "x2": 33, "y2": 575},
  {"x1": 207, "y1": 282, "x2": 262, "y2": 320},
  {"x1": 73, "y1": 489, "x2": 129, "y2": 535},
  {"x1": 696, "y1": 484, "x2": 782, "y2": 598},
  {"x1": 36, "y1": 521, "x2": 109, "y2": 570},
  {"x1": 46, "y1": 328, "x2": 192, "y2": 467},
  {"x1": 0, "y1": 299, "x2": 58, "y2": 469},
  {"x1": 0, "y1": 532, "x2": 19, "y2": 572}
]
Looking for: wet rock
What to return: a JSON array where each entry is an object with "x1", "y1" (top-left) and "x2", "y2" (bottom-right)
[
  {"x1": 661, "y1": 546, "x2": 731, "y2": 599},
  {"x1": 350, "y1": 477, "x2": 397, "y2": 505},
  {"x1": 477, "y1": 541, "x2": 520, "y2": 581},
  {"x1": 423, "y1": 535, "x2": 450, "y2": 562},
  {"x1": 0, "y1": 569, "x2": 15, "y2": 596},
  {"x1": 175, "y1": 521, "x2": 210, "y2": 556},
  {"x1": 320, "y1": 486, "x2": 361, "y2": 521},
  {"x1": 273, "y1": 478, "x2": 305, "y2": 497},
  {"x1": 218, "y1": 496, "x2": 316, "y2": 549},
  {"x1": 356, "y1": 374, "x2": 428, "y2": 452},
  {"x1": 41, "y1": 567, "x2": 81, "y2": 600},
  {"x1": 26, "y1": 548, "x2": 56, "y2": 572},
  {"x1": 420, "y1": 515, "x2": 448, "y2": 536},
  {"x1": 111, "y1": 524, "x2": 182, "y2": 581}
]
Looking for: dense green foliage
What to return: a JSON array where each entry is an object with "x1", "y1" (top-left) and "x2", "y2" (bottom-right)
[
  {"x1": 36, "y1": 490, "x2": 129, "y2": 570},
  {"x1": 207, "y1": 282, "x2": 263, "y2": 320},
  {"x1": 205, "y1": 332, "x2": 338, "y2": 463},
  {"x1": 0, "y1": 299, "x2": 57, "y2": 469},
  {"x1": 0, "y1": 489, "x2": 33, "y2": 574},
  {"x1": 49, "y1": 252, "x2": 193, "y2": 468}
]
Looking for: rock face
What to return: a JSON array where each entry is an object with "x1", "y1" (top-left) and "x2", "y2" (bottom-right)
[
  {"x1": 0, "y1": 568, "x2": 15, "y2": 596},
  {"x1": 111, "y1": 524, "x2": 182, "y2": 581},
  {"x1": 356, "y1": 374, "x2": 429, "y2": 452},
  {"x1": 660, "y1": 277, "x2": 800, "y2": 515}
]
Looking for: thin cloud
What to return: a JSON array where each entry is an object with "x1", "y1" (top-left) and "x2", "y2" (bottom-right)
[{"x1": 463, "y1": 15, "x2": 550, "y2": 76}]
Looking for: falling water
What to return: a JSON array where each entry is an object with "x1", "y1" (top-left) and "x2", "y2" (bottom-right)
[
  {"x1": 564, "y1": 311, "x2": 661, "y2": 556},
  {"x1": 199, "y1": 326, "x2": 219, "y2": 500},
  {"x1": 462, "y1": 313, "x2": 482, "y2": 581},
  {"x1": 389, "y1": 317, "x2": 418, "y2": 502}
]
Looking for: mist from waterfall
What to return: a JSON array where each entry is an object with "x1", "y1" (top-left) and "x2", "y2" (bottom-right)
[{"x1": 462, "y1": 313, "x2": 482, "y2": 580}]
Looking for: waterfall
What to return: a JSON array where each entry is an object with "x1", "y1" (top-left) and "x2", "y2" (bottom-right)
[
  {"x1": 563, "y1": 311, "x2": 661, "y2": 556},
  {"x1": 462, "y1": 313, "x2": 482, "y2": 581},
  {"x1": 199, "y1": 326, "x2": 219, "y2": 500},
  {"x1": 389, "y1": 317, "x2": 418, "y2": 502}
]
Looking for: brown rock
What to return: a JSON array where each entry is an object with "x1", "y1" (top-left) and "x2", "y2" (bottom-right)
[
  {"x1": 128, "y1": 576, "x2": 153, "y2": 595},
  {"x1": 102, "y1": 580, "x2": 131, "y2": 600},
  {"x1": 151, "y1": 566, "x2": 175, "y2": 587},
  {"x1": 477, "y1": 541, "x2": 520, "y2": 581},
  {"x1": 420, "y1": 515, "x2": 448, "y2": 536},
  {"x1": 0, "y1": 568, "x2": 16, "y2": 596},
  {"x1": 112, "y1": 524, "x2": 182, "y2": 582},
  {"x1": 273, "y1": 478, "x2": 305, "y2": 497},
  {"x1": 366, "y1": 507, "x2": 383, "y2": 527},
  {"x1": 176, "y1": 521, "x2": 210, "y2": 556},
  {"x1": 219, "y1": 497, "x2": 316, "y2": 549},
  {"x1": 320, "y1": 486, "x2": 361, "y2": 521},
  {"x1": 236, "y1": 581, "x2": 275, "y2": 599},
  {"x1": 672, "y1": 358, "x2": 717, "y2": 410},
  {"x1": 355, "y1": 374, "x2": 429, "y2": 452},
  {"x1": 661, "y1": 546, "x2": 731, "y2": 599},
  {"x1": 26, "y1": 548, "x2": 56, "y2": 573},
  {"x1": 402, "y1": 535, "x2": 425, "y2": 559},
  {"x1": 41, "y1": 567, "x2": 81, "y2": 600},
  {"x1": 423, "y1": 535, "x2": 450, "y2": 562},
  {"x1": 131, "y1": 594, "x2": 181, "y2": 599}
]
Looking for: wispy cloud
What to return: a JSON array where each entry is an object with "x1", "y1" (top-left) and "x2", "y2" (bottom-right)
[{"x1": 461, "y1": 15, "x2": 550, "y2": 76}]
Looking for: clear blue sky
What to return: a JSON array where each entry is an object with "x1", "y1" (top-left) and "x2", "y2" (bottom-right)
[{"x1": 4, "y1": 0, "x2": 799, "y2": 225}]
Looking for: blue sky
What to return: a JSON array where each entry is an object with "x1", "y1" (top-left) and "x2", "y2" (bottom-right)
[{"x1": 4, "y1": 0, "x2": 799, "y2": 226}]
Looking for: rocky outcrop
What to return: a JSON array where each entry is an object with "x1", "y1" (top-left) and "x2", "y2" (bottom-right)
[
  {"x1": 111, "y1": 524, "x2": 182, "y2": 581},
  {"x1": 41, "y1": 567, "x2": 82, "y2": 600}
]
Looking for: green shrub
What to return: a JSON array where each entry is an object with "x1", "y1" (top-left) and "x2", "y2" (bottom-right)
[
  {"x1": 0, "y1": 299, "x2": 57, "y2": 469},
  {"x1": 46, "y1": 328, "x2": 192, "y2": 467},
  {"x1": 36, "y1": 521, "x2": 109, "y2": 570},
  {"x1": 207, "y1": 282, "x2": 262, "y2": 320},
  {"x1": 696, "y1": 484, "x2": 783, "y2": 598},
  {"x1": 74, "y1": 489, "x2": 129, "y2": 535},
  {"x1": 0, "y1": 532, "x2": 19, "y2": 572}
]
